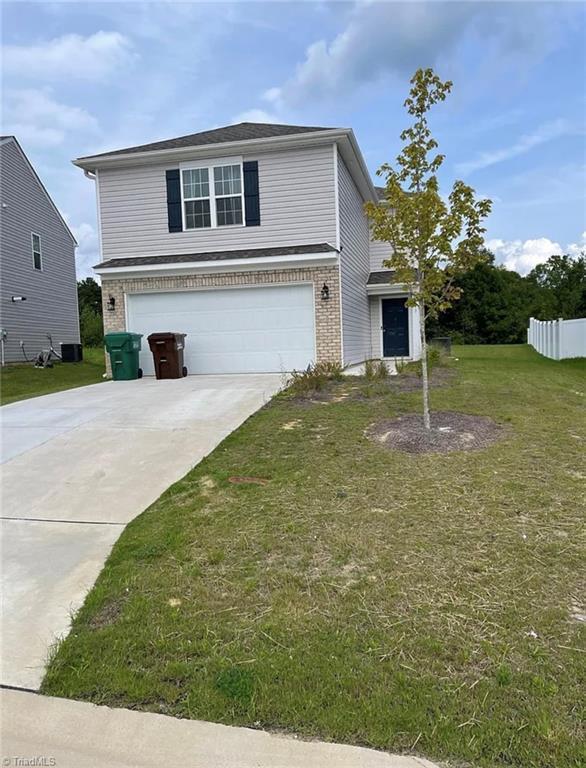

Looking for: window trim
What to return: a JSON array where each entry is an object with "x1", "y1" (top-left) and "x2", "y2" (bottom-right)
[
  {"x1": 179, "y1": 157, "x2": 245, "y2": 231},
  {"x1": 31, "y1": 232, "x2": 42, "y2": 271}
]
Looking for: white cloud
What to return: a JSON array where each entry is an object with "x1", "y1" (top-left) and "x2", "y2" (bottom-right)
[
  {"x1": 70, "y1": 222, "x2": 100, "y2": 279},
  {"x1": 2, "y1": 89, "x2": 98, "y2": 148},
  {"x1": 232, "y1": 108, "x2": 282, "y2": 124},
  {"x1": 2, "y1": 31, "x2": 135, "y2": 82},
  {"x1": 456, "y1": 119, "x2": 575, "y2": 175},
  {"x1": 487, "y1": 236, "x2": 577, "y2": 275},
  {"x1": 567, "y1": 231, "x2": 586, "y2": 257},
  {"x1": 265, "y1": 3, "x2": 483, "y2": 107}
]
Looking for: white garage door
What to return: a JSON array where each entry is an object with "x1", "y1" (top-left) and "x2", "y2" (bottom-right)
[{"x1": 126, "y1": 284, "x2": 315, "y2": 375}]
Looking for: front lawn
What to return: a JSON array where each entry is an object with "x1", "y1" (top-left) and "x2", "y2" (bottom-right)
[
  {"x1": 42, "y1": 346, "x2": 585, "y2": 767},
  {"x1": 0, "y1": 347, "x2": 105, "y2": 405}
]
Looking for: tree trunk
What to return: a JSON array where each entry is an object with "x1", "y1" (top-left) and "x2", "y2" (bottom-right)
[{"x1": 419, "y1": 299, "x2": 431, "y2": 430}]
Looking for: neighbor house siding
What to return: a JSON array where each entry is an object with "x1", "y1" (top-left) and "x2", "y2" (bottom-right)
[
  {"x1": 0, "y1": 139, "x2": 79, "y2": 362},
  {"x1": 337, "y1": 151, "x2": 371, "y2": 365},
  {"x1": 98, "y1": 144, "x2": 337, "y2": 260}
]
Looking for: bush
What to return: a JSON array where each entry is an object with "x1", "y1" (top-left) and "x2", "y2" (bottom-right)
[
  {"x1": 288, "y1": 361, "x2": 343, "y2": 395},
  {"x1": 397, "y1": 346, "x2": 443, "y2": 378},
  {"x1": 364, "y1": 359, "x2": 389, "y2": 380},
  {"x1": 80, "y1": 307, "x2": 104, "y2": 348}
]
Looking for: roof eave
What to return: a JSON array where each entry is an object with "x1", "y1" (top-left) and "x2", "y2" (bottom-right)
[{"x1": 74, "y1": 128, "x2": 352, "y2": 171}]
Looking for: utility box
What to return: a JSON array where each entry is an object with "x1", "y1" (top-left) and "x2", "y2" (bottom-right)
[
  {"x1": 147, "y1": 332, "x2": 188, "y2": 379},
  {"x1": 104, "y1": 332, "x2": 143, "y2": 380},
  {"x1": 61, "y1": 343, "x2": 83, "y2": 363},
  {"x1": 431, "y1": 336, "x2": 452, "y2": 356}
]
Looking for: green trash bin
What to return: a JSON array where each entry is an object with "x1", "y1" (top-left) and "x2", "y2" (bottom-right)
[{"x1": 104, "y1": 332, "x2": 143, "y2": 381}]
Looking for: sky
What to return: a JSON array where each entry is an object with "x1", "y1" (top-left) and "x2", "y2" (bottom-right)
[{"x1": 2, "y1": 0, "x2": 585, "y2": 278}]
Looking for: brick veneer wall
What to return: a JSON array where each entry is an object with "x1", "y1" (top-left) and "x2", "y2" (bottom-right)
[{"x1": 101, "y1": 265, "x2": 342, "y2": 372}]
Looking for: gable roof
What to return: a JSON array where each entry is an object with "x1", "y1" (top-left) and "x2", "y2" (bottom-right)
[
  {"x1": 74, "y1": 121, "x2": 377, "y2": 203},
  {"x1": 80, "y1": 122, "x2": 333, "y2": 161},
  {"x1": 0, "y1": 136, "x2": 77, "y2": 246}
]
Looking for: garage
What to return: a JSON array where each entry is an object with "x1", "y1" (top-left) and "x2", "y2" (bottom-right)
[{"x1": 126, "y1": 283, "x2": 315, "y2": 375}]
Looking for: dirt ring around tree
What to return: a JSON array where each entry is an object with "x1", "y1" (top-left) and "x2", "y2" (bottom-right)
[{"x1": 366, "y1": 411, "x2": 507, "y2": 454}]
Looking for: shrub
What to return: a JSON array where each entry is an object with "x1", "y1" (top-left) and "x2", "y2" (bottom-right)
[
  {"x1": 79, "y1": 307, "x2": 104, "y2": 348},
  {"x1": 288, "y1": 361, "x2": 343, "y2": 395},
  {"x1": 364, "y1": 359, "x2": 389, "y2": 380}
]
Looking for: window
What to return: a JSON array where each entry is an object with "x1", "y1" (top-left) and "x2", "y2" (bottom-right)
[
  {"x1": 32, "y1": 233, "x2": 42, "y2": 270},
  {"x1": 181, "y1": 161, "x2": 244, "y2": 229},
  {"x1": 182, "y1": 168, "x2": 211, "y2": 229},
  {"x1": 214, "y1": 165, "x2": 243, "y2": 226}
]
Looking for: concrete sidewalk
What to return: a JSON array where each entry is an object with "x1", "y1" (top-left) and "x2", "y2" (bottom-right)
[{"x1": 0, "y1": 689, "x2": 439, "y2": 768}]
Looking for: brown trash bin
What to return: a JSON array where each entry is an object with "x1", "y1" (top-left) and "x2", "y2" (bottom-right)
[{"x1": 147, "y1": 332, "x2": 188, "y2": 379}]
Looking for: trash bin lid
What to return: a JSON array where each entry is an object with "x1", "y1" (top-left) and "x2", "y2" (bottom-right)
[
  {"x1": 147, "y1": 332, "x2": 187, "y2": 340},
  {"x1": 104, "y1": 332, "x2": 143, "y2": 349}
]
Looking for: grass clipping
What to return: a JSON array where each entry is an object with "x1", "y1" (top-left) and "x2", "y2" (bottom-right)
[{"x1": 366, "y1": 410, "x2": 506, "y2": 454}]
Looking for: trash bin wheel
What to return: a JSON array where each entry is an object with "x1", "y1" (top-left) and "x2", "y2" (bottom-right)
[
  {"x1": 138, "y1": 368, "x2": 143, "y2": 379},
  {"x1": 182, "y1": 366, "x2": 188, "y2": 377}
]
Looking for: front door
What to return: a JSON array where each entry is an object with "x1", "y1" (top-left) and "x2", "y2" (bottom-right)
[{"x1": 382, "y1": 298, "x2": 409, "y2": 357}]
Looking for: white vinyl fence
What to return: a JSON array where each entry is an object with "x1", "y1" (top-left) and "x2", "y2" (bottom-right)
[{"x1": 528, "y1": 317, "x2": 586, "y2": 360}]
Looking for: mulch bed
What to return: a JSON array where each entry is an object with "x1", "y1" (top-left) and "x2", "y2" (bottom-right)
[{"x1": 366, "y1": 410, "x2": 507, "y2": 454}]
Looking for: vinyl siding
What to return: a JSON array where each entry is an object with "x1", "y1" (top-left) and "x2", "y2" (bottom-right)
[
  {"x1": 98, "y1": 144, "x2": 337, "y2": 259},
  {"x1": 0, "y1": 140, "x2": 79, "y2": 362},
  {"x1": 337, "y1": 151, "x2": 371, "y2": 365},
  {"x1": 370, "y1": 238, "x2": 392, "y2": 271}
]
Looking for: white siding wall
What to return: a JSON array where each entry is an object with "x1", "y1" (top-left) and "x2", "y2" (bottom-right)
[
  {"x1": 0, "y1": 140, "x2": 79, "y2": 362},
  {"x1": 337, "y1": 152, "x2": 371, "y2": 365},
  {"x1": 369, "y1": 238, "x2": 392, "y2": 271},
  {"x1": 98, "y1": 144, "x2": 337, "y2": 259}
]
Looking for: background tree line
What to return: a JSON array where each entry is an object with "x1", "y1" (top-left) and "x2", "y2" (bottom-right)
[
  {"x1": 427, "y1": 251, "x2": 586, "y2": 344},
  {"x1": 76, "y1": 252, "x2": 585, "y2": 349}
]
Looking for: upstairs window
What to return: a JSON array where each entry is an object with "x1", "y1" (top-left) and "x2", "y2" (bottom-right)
[
  {"x1": 32, "y1": 233, "x2": 42, "y2": 270},
  {"x1": 181, "y1": 161, "x2": 244, "y2": 229}
]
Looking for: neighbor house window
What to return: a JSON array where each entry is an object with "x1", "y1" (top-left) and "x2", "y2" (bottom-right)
[
  {"x1": 181, "y1": 160, "x2": 244, "y2": 230},
  {"x1": 32, "y1": 233, "x2": 42, "y2": 270}
]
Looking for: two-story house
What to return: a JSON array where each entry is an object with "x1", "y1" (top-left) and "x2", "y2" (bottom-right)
[
  {"x1": 0, "y1": 136, "x2": 79, "y2": 363},
  {"x1": 78, "y1": 122, "x2": 421, "y2": 375}
]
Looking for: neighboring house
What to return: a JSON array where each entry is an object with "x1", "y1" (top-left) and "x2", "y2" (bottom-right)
[
  {"x1": 0, "y1": 136, "x2": 79, "y2": 363},
  {"x1": 78, "y1": 122, "x2": 421, "y2": 375}
]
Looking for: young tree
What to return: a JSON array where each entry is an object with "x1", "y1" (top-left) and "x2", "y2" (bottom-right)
[{"x1": 366, "y1": 68, "x2": 492, "y2": 430}]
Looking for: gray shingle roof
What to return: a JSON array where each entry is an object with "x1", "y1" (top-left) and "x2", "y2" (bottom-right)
[
  {"x1": 367, "y1": 270, "x2": 397, "y2": 285},
  {"x1": 94, "y1": 242, "x2": 337, "y2": 270},
  {"x1": 374, "y1": 186, "x2": 386, "y2": 200},
  {"x1": 80, "y1": 123, "x2": 335, "y2": 161}
]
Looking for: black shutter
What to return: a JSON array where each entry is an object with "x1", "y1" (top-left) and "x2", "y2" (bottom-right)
[
  {"x1": 243, "y1": 161, "x2": 260, "y2": 226},
  {"x1": 165, "y1": 169, "x2": 182, "y2": 232}
]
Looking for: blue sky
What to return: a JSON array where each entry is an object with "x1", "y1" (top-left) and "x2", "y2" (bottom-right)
[{"x1": 2, "y1": 0, "x2": 585, "y2": 277}]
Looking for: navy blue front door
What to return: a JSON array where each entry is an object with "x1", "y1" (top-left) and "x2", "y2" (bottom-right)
[{"x1": 382, "y1": 298, "x2": 409, "y2": 357}]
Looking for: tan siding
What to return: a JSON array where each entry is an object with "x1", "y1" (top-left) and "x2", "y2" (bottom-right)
[
  {"x1": 98, "y1": 145, "x2": 337, "y2": 259},
  {"x1": 0, "y1": 140, "x2": 79, "y2": 362},
  {"x1": 337, "y1": 152, "x2": 370, "y2": 365}
]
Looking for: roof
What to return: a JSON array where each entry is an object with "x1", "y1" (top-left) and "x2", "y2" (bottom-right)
[
  {"x1": 0, "y1": 136, "x2": 77, "y2": 246},
  {"x1": 375, "y1": 186, "x2": 386, "y2": 200},
  {"x1": 367, "y1": 270, "x2": 397, "y2": 285},
  {"x1": 94, "y1": 242, "x2": 337, "y2": 270},
  {"x1": 79, "y1": 123, "x2": 334, "y2": 161}
]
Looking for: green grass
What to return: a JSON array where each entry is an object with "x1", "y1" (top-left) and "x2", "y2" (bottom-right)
[
  {"x1": 0, "y1": 347, "x2": 106, "y2": 405},
  {"x1": 42, "y1": 346, "x2": 585, "y2": 767}
]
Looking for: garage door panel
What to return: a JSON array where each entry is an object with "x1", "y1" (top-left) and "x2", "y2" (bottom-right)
[{"x1": 126, "y1": 284, "x2": 315, "y2": 374}]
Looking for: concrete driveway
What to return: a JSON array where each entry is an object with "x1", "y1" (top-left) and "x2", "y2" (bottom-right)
[{"x1": 0, "y1": 374, "x2": 281, "y2": 689}]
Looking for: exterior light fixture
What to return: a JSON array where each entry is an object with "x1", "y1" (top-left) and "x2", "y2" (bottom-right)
[
  {"x1": 320, "y1": 283, "x2": 330, "y2": 301},
  {"x1": 107, "y1": 295, "x2": 116, "y2": 312},
  {"x1": 11, "y1": 296, "x2": 27, "y2": 302}
]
